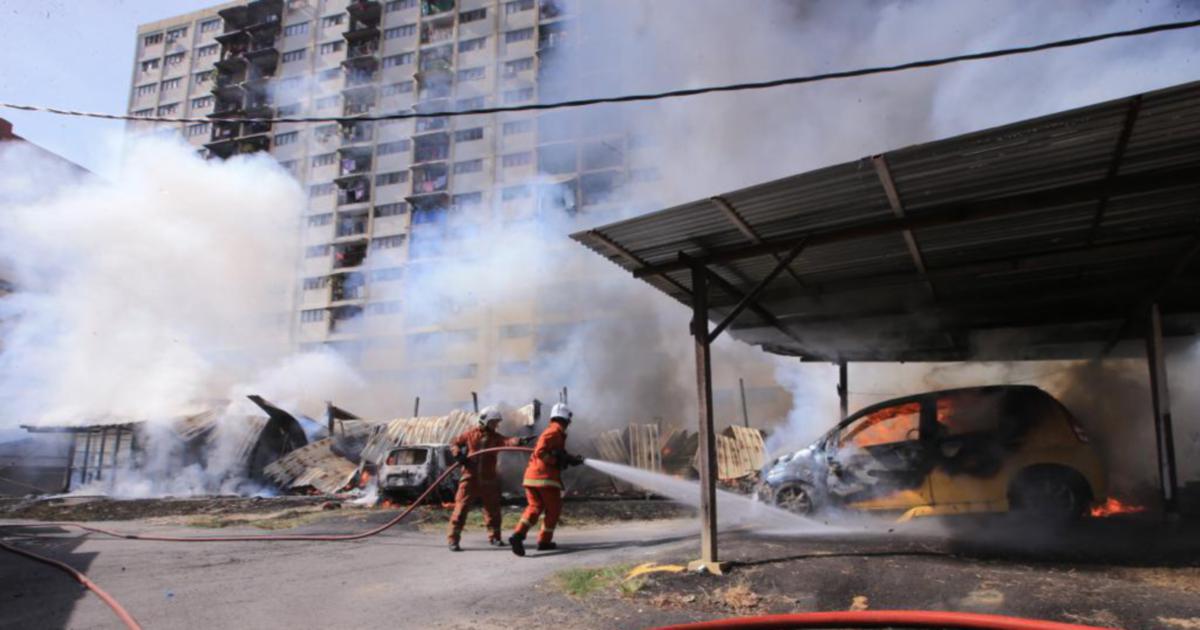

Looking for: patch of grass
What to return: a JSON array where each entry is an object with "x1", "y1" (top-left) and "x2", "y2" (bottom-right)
[
  {"x1": 554, "y1": 564, "x2": 642, "y2": 598},
  {"x1": 182, "y1": 509, "x2": 336, "y2": 530},
  {"x1": 416, "y1": 507, "x2": 524, "y2": 532}
]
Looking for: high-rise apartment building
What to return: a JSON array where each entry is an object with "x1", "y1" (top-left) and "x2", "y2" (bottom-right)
[{"x1": 124, "y1": 0, "x2": 680, "y2": 414}]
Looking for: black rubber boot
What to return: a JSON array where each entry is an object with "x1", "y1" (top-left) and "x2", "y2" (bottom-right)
[
  {"x1": 489, "y1": 538, "x2": 507, "y2": 547},
  {"x1": 509, "y1": 533, "x2": 526, "y2": 557},
  {"x1": 536, "y1": 541, "x2": 557, "y2": 551},
  {"x1": 448, "y1": 541, "x2": 462, "y2": 552}
]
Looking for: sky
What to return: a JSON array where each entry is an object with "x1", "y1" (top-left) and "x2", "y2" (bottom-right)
[{"x1": 0, "y1": 0, "x2": 220, "y2": 175}]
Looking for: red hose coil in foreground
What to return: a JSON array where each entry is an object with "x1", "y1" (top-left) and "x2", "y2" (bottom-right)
[
  {"x1": 652, "y1": 610, "x2": 1116, "y2": 630},
  {"x1": 0, "y1": 539, "x2": 144, "y2": 630},
  {"x1": 0, "y1": 445, "x2": 533, "y2": 543}
]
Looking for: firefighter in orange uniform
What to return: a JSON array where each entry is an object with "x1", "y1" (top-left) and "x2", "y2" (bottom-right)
[
  {"x1": 509, "y1": 403, "x2": 583, "y2": 556},
  {"x1": 447, "y1": 406, "x2": 531, "y2": 551}
]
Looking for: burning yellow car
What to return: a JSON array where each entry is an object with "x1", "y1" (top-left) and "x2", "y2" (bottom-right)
[{"x1": 760, "y1": 385, "x2": 1105, "y2": 523}]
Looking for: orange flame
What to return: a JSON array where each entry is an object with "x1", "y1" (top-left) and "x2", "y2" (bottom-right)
[{"x1": 1090, "y1": 497, "x2": 1147, "y2": 518}]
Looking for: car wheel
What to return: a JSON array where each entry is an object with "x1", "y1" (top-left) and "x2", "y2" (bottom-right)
[
  {"x1": 1011, "y1": 468, "x2": 1087, "y2": 524},
  {"x1": 774, "y1": 484, "x2": 815, "y2": 516}
]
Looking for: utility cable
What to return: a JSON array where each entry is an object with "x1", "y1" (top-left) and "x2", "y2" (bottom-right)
[
  {"x1": 2, "y1": 19, "x2": 1198, "y2": 125},
  {"x1": 0, "y1": 538, "x2": 144, "y2": 630}
]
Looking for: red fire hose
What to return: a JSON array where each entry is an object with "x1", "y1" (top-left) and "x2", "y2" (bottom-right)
[
  {"x1": 652, "y1": 611, "x2": 1114, "y2": 630},
  {"x1": 0, "y1": 538, "x2": 144, "y2": 630}
]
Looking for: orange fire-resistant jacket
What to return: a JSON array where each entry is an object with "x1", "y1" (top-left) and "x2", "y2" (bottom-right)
[
  {"x1": 523, "y1": 421, "x2": 569, "y2": 489},
  {"x1": 450, "y1": 426, "x2": 522, "y2": 482}
]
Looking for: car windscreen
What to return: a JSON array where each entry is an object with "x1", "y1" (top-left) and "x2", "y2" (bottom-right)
[{"x1": 386, "y1": 449, "x2": 429, "y2": 465}]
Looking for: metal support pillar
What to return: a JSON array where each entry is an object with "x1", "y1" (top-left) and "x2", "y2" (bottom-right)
[
  {"x1": 80, "y1": 430, "x2": 93, "y2": 486},
  {"x1": 326, "y1": 401, "x2": 335, "y2": 435},
  {"x1": 1145, "y1": 303, "x2": 1180, "y2": 514},
  {"x1": 837, "y1": 360, "x2": 849, "y2": 420},
  {"x1": 687, "y1": 258, "x2": 724, "y2": 574},
  {"x1": 738, "y1": 378, "x2": 750, "y2": 429}
]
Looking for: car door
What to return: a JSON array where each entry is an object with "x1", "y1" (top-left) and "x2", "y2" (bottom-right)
[
  {"x1": 926, "y1": 389, "x2": 1013, "y2": 508},
  {"x1": 827, "y1": 398, "x2": 935, "y2": 510}
]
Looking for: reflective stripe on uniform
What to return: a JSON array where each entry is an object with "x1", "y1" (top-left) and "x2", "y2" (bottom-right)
[{"x1": 523, "y1": 478, "x2": 563, "y2": 489}]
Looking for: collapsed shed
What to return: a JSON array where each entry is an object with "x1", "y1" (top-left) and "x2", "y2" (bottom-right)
[{"x1": 572, "y1": 80, "x2": 1200, "y2": 570}]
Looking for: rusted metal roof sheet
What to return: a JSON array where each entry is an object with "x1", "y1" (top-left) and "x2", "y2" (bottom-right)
[
  {"x1": 593, "y1": 429, "x2": 629, "y2": 464},
  {"x1": 359, "y1": 410, "x2": 477, "y2": 465},
  {"x1": 628, "y1": 424, "x2": 661, "y2": 472},
  {"x1": 263, "y1": 423, "x2": 371, "y2": 495},
  {"x1": 572, "y1": 81, "x2": 1200, "y2": 362},
  {"x1": 696, "y1": 427, "x2": 767, "y2": 481}
]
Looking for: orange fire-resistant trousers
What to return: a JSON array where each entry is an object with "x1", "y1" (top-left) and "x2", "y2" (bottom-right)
[
  {"x1": 447, "y1": 478, "x2": 503, "y2": 543},
  {"x1": 513, "y1": 485, "x2": 562, "y2": 544}
]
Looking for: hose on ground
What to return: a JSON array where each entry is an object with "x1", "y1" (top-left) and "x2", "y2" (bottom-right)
[
  {"x1": 651, "y1": 610, "x2": 1113, "y2": 630},
  {"x1": 0, "y1": 446, "x2": 533, "y2": 543},
  {"x1": 0, "y1": 538, "x2": 144, "y2": 630}
]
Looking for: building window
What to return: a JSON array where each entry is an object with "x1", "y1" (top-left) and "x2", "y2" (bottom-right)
[
  {"x1": 319, "y1": 41, "x2": 343, "y2": 55},
  {"x1": 503, "y1": 87, "x2": 534, "y2": 104},
  {"x1": 301, "y1": 309, "x2": 326, "y2": 323},
  {"x1": 166, "y1": 27, "x2": 188, "y2": 41},
  {"x1": 144, "y1": 32, "x2": 163, "y2": 46},
  {"x1": 281, "y1": 48, "x2": 306, "y2": 63},
  {"x1": 375, "y1": 171, "x2": 408, "y2": 186},
  {"x1": 454, "y1": 127, "x2": 483, "y2": 142},
  {"x1": 284, "y1": 22, "x2": 309, "y2": 37},
  {"x1": 315, "y1": 95, "x2": 339, "y2": 109},
  {"x1": 140, "y1": 59, "x2": 160, "y2": 72},
  {"x1": 309, "y1": 183, "x2": 335, "y2": 197},
  {"x1": 277, "y1": 102, "x2": 302, "y2": 116},
  {"x1": 157, "y1": 103, "x2": 179, "y2": 116},
  {"x1": 193, "y1": 70, "x2": 211, "y2": 85},
  {"x1": 505, "y1": 28, "x2": 533, "y2": 43},
  {"x1": 386, "y1": 0, "x2": 417, "y2": 11},
  {"x1": 457, "y1": 66, "x2": 485, "y2": 82},
  {"x1": 502, "y1": 152, "x2": 532, "y2": 167},
  {"x1": 374, "y1": 202, "x2": 407, "y2": 217},
  {"x1": 372, "y1": 235, "x2": 405, "y2": 249},
  {"x1": 381, "y1": 81, "x2": 414, "y2": 96},
  {"x1": 197, "y1": 44, "x2": 218, "y2": 58},
  {"x1": 314, "y1": 124, "x2": 338, "y2": 141},
  {"x1": 164, "y1": 52, "x2": 185, "y2": 66},
  {"x1": 502, "y1": 119, "x2": 532, "y2": 135},
  {"x1": 133, "y1": 108, "x2": 153, "y2": 118},
  {"x1": 377, "y1": 139, "x2": 410, "y2": 155},
  {"x1": 504, "y1": 0, "x2": 534, "y2": 15},
  {"x1": 275, "y1": 131, "x2": 300, "y2": 145},
  {"x1": 307, "y1": 213, "x2": 333, "y2": 227},
  {"x1": 311, "y1": 152, "x2": 337, "y2": 167},
  {"x1": 303, "y1": 276, "x2": 329, "y2": 290},
  {"x1": 200, "y1": 19, "x2": 221, "y2": 33},
  {"x1": 161, "y1": 77, "x2": 182, "y2": 91},
  {"x1": 135, "y1": 83, "x2": 157, "y2": 97},
  {"x1": 452, "y1": 192, "x2": 483, "y2": 209},
  {"x1": 460, "y1": 7, "x2": 486, "y2": 22},
  {"x1": 382, "y1": 52, "x2": 414, "y2": 68},
  {"x1": 185, "y1": 122, "x2": 210, "y2": 137},
  {"x1": 384, "y1": 24, "x2": 416, "y2": 39},
  {"x1": 456, "y1": 96, "x2": 484, "y2": 110},
  {"x1": 321, "y1": 14, "x2": 344, "y2": 28},
  {"x1": 453, "y1": 159, "x2": 482, "y2": 174},
  {"x1": 458, "y1": 36, "x2": 486, "y2": 53},
  {"x1": 501, "y1": 184, "x2": 530, "y2": 200},
  {"x1": 190, "y1": 95, "x2": 213, "y2": 108},
  {"x1": 503, "y1": 57, "x2": 533, "y2": 76}
]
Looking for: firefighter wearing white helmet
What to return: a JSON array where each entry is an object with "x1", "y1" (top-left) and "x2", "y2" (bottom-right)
[
  {"x1": 509, "y1": 402, "x2": 584, "y2": 556},
  {"x1": 446, "y1": 405, "x2": 530, "y2": 551}
]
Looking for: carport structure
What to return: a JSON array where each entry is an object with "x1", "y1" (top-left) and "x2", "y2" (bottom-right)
[{"x1": 571, "y1": 80, "x2": 1200, "y2": 572}]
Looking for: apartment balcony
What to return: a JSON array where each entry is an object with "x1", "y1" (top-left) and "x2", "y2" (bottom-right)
[
  {"x1": 333, "y1": 241, "x2": 368, "y2": 269},
  {"x1": 344, "y1": 18, "x2": 380, "y2": 43},
  {"x1": 412, "y1": 142, "x2": 449, "y2": 165},
  {"x1": 334, "y1": 214, "x2": 369, "y2": 240},
  {"x1": 537, "y1": 22, "x2": 572, "y2": 54},
  {"x1": 414, "y1": 116, "x2": 448, "y2": 133},
  {"x1": 330, "y1": 271, "x2": 367, "y2": 302},
  {"x1": 343, "y1": 100, "x2": 375, "y2": 117},
  {"x1": 217, "y1": 5, "x2": 250, "y2": 32},
  {"x1": 420, "y1": 0, "x2": 454, "y2": 17},
  {"x1": 246, "y1": 0, "x2": 284, "y2": 29},
  {"x1": 208, "y1": 95, "x2": 244, "y2": 118},
  {"x1": 204, "y1": 136, "x2": 239, "y2": 160},
  {"x1": 539, "y1": 0, "x2": 567, "y2": 21},
  {"x1": 346, "y1": 0, "x2": 382, "y2": 27},
  {"x1": 419, "y1": 18, "x2": 454, "y2": 46},
  {"x1": 410, "y1": 163, "x2": 448, "y2": 194},
  {"x1": 206, "y1": 134, "x2": 269, "y2": 160},
  {"x1": 339, "y1": 120, "x2": 375, "y2": 145},
  {"x1": 343, "y1": 37, "x2": 380, "y2": 63},
  {"x1": 241, "y1": 118, "x2": 273, "y2": 137},
  {"x1": 244, "y1": 44, "x2": 279, "y2": 74},
  {"x1": 336, "y1": 175, "x2": 371, "y2": 206},
  {"x1": 337, "y1": 148, "x2": 372, "y2": 177}
]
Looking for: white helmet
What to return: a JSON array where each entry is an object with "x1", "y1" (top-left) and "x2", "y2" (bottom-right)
[
  {"x1": 478, "y1": 405, "x2": 503, "y2": 428},
  {"x1": 550, "y1": 403, "x2": 573, "y2": 422}
]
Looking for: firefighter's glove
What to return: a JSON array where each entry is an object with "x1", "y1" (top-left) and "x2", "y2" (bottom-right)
[
  {"x1": 454, "y1": 450, "x2": 470, "y2": 466},
  {"x1": 558, "y1": 451, "x2": 584, "y2": 469},
  {"x1": 517, "y1": 435, "x2": 535, "y2": 446}
]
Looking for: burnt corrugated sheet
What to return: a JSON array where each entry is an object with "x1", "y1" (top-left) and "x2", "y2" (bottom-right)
[
  {"x1": 263, "y1": 422, "x2": 372, "y2": 495},
  {"x1": 572, "y1": 81, "x2": 1200, "y2": 361}
]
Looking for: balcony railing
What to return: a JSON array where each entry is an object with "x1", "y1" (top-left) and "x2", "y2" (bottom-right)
[{"x1": 413, "y1": 145, "x2": 449, "y2": 163}]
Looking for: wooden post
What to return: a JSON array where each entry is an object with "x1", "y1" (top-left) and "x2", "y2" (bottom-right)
[
  {"x1": 80, "y1": 429, "x2": 93, "y2": 485},
  {"x1": 837, "y1": 360, "x2": 849, "y2": 420},
  {"x1": 472, "y1": 392, "x2": 479, "y2": 413},
  {"x1": 325, "y1": 401, "x2": 335, "y2": 435},
  {"x1": 738, "y1": 378, "x2": 750, "y2": 428},
  {"x1": 1145, "y1": 303, "x2": 1180, "y2": 513},
  {"x1": 62, "y1": 433, "x2": 77, "y2": 493},
  {"x1": 413, "y1": 396, "x2": 420, "y2": 417},
  {"x1": 687, "y1": 258, "x2": 723, "y2": 574}
]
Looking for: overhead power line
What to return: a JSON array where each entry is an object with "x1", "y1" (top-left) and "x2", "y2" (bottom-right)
[{"x1": 3, "y1": 18, "x2": 1198, "y2": 125}]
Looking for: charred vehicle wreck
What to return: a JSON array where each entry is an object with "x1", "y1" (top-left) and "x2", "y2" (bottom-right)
[{"x1": 760, "y1": 385, "x2": 1105, "y2": 523}]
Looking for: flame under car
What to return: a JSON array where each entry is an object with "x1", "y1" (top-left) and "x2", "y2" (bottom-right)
[{"x1": 761, "y1": 385, "x2": 1105, "y2": 523}]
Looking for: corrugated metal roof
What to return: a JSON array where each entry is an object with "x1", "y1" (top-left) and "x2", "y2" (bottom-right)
[{"x1": 573, "y1": 80, "x2": 1200, "y2": 361}]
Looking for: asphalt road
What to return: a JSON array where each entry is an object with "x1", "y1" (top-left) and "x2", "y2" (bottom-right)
[{"x1": 0, "y1": 515, "x2": 700, "y2": 630}]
